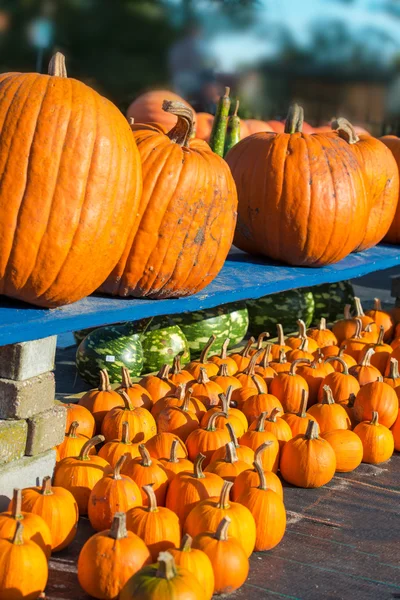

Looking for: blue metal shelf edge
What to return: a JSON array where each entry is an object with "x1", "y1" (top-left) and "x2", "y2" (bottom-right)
[{"x1": 0, "y1": 244, "x2": 399, "y2": 346}]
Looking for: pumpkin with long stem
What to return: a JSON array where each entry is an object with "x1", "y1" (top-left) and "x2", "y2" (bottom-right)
[
  {"x1": 296, "y1": 357, "x2": 334, "y2": 406},
  {"x1": 269, "y1": 358, "x2": 309, "y2": 413},
  {"x1": 98, "y1": 421, "x2": 141, "y2": 467},
  {"x1": 287, "y1": 337, "x2": 315, "y2": 362},
  {"x1": 361, "y1": 322, "x2": 379, "y2": 344},
  {"x1": 54, "y1": 435, "x2": 109, "y2": 515},
  {"x1": 168, "y1": 534, "x2": 215, "y2": 600},
  {"x1": 79, "y1": 369, "x2": 124, "y2": 431},
  {"x1": 252, "y1": 407, "x2": 292, "y2": 448},
  {"x1": 354, "y1": 411, "x2": 394, "y2": 463},
  {"x1": 157, "y1": 389, "x2": 199, "y2": 442},
  {"x1": 354, "y1": 297, "x2": 378, "y2": 333},
  {"x1": 308, "y1": 386, "x2": 351, "y2": 433},
  {"x1": 122, "y1": 444, "x2": 169, "y2": 506},
  {"x1": 201, "y1": 388, "x2": 247, "y2": 437},
  {"x1": 209, "y1": 338, "x2": 238, "y2": 375},
  {"x1": 270, "y1": 348, "x2": 291, "y2": 373},
  {"x1": 102, "y1": 391, "x2": 157, "y2": 443},
  {"x1": 186, "y1": 335, "x2": 219, "y2": 378},
  {"x1": 211, "y1": 362, "x2": 242, "y2": 394},
  {"x1": 318, "y1": 356, "x2": 360, "y2": 404},
  {"x1": 189, "y1": 367, "x2": 224, "y2": 409},
  {"x1": 229, "y1": 337, "x2": 255, "y2": 371},
  {"x1": 353, "y1": 378, "x2": 398, "y2": 428},
  {"x1": 126, "y1": 485, "x2": 180, "y2": 561},
  {"x1": 232, "y1": 442, "x2": 283, "y2": 501},
  {"x1": 328, "y1": 345, "x2": 357, "y2": 372},
  {"x1": 55, "y1": 421, "x2": 93, "y2": 462},
  {"x1": 286, "y1": 320, "x2": 319, "y2": 351},
  {"x1": 15, "y1": 476, "x2": 78, "y2": 552},
  {"x1": 192, "y1": 517, "x2": 249, "y2": 594},
  {"x1": 184, "y1": 480, "x2": 256, "y2": 557},
  {"x1": 332, "y1": 305, "x2": 358, "y2": 344},
  {"x1": 169, "y1": 353, "x2": 193, "y2": 386},
  {"x1": 166, "y1": 454, "x2": 224, "y2": 525},
  {"x1": 383, "y1": 357, "x2": 400, "y2": 389},
  {"x1": 186, "y1": 411, "x2": 231, "y2": 465},
  {"x1": 1, "y1": 488, "x2": 52, "y2": 559},
  {"x1": 255, "y1": 343, "x2": 278, "y2": 384},
  {"x1": 316, "y1": 344, "x2": 341, "y2": 359},
  {"x1": 139, "y1": 364, "x2": 176, "y2": 402},
  {"x1": 280, "y1": 420, "x2": 336, "y2": 487},
  {"x1": 151, "y1": 384, "x2": 206, "y2": 421},
  {"x1": 248, "y1": 332, "x2": 270, "y2": 362},
  {"x1": 239, "y1": 412, "x2": 280, "y2": 472},
  {"x1": 145, "y1": 432, "x2": 188, "y2": 460},
  {"x1": 242, "y1": 378, "x2": 283, "y2": 425},
  {"x1": 64, "y1": 403, "x2": 95, "y2": 438},
  {"x1": 78, "y1": 512, "x2": 151, "y2": 600},
  {"x1": 120, "y1": 550, "x2": 203, "y2": 600},
  {"x1": 365, "y1": 298, "x2": 394, "y2": 341},
  {"x1": 160, "y1": 439, "x2": 194, "y2": 480},
  {"x1": 205, "y1": 442, "x2": 251, "y2": 482},
  {"x1": 340, "y1": 318, "x2": 367, "y2": 361},
  {"x1": 210, "y1": 423, "x2": 255, "y2": 465},
  {"x1": 270, "y1": 324, "x2": 291, "y2": 359},
  {"x1": 0, "y1": 522, "x2": 48, "y2": 599},
  {"x1": 88, "y1": 456, "x2": 142, "y2": 532},
  {"x1": 117, "y1": 367, "x2": 152, "y2": 410},
  {"x1": 322, "y1": 429, "x2": 363, "y2": 472},
  {"x1": 307, "y1": 318, "x2": 338, "y2": 348},
  {"x1": 281, "y1": 389, "x2": 319, "y2": 435},
  {"x1": 232, "y1": 350, "x2": 267, "y2": 402},
  {"x1": 349, "y1": 347, "x2": 381, "y2": 385}
]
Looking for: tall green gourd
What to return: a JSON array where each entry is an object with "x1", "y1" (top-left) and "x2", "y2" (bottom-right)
[
  {"x1": 209, "y1": 86, "x2": 231, "y2": 156},
  {"x1": 224, "y1": 100, "x2": 241, "y2": 156}
]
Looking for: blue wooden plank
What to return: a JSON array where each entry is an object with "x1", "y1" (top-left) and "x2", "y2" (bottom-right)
[{"x1": 0, "y1": 244, "x2": 399, "y2": 346}]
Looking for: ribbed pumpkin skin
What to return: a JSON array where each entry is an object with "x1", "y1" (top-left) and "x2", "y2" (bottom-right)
[
  {"x1": 127, "y1": 90, "x2": 195, "y2": 130},
  {"x1": 380, "y1": 136, "x2": 400, "y2": 243},
  {"x1": 101, "y1": 128, "x2": 237, "y2": 298},
  {"x1": 226, "y1": 131, "x2": 369, "y2": 266},
  {"x1": 0, "y1": 69, "x2": 141, "y2": 308}
]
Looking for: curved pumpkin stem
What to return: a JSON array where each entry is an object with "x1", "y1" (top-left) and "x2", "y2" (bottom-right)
[
  {"x1": 11, "y1": 489, "x2": 22, "y2": 519},
  {"x1": 284, "y1": 103, "x2": 304, "y2": 134},
  {"x1": 113, "y1": 455, "x2": 126, "y2": 480},
  {"x1": 217, "y1": 480, "x2": 233, "y2": 509},
  {"x1": 256, "y1": 332, "x2": 269, "y2": 350},
  {"x1": 48, "y1": 52, "x2": 67, "y2": 77},
  {"x1": 354, "y1": 297, "x2": 365, "y2": 318},
  {"x1": 254, "y1": 441, "x2": 273, "y2": 468},
  {"x1": 143, "y1": 484, "x2": 159, "y2": 512},
  {"x1": 290, "y1": 358, "x2": 310, "y2": 376},
  {"x1": 169, "y1": 439, "x2": 180, "y2": 463},
  {"x1": 109, "y1": 512, "x2": 128, "y2": 540},
  {"x1": 206, "y1": 411, "x2": 226, "y2": 431},
  {"x1": 276, "y1": 324, "x2": 286, "y2": 346},
  {"x1": 371, "y1": 411, "x2": 379, "y2": 426},
  {"x1": 121, "y1": 366, "x2": 133, "y2": 389},
  {"x1": 221, "y1": 338, "x2": 230, "y2": 359},
  {"x1": 217, "y1": 363, "x2": 229, "y2": 377},
  {"x1": 321, "y1": 385, "x2": 335, "y2": 405},
  {"x1": 139, "y1": 444, "x2": 152, "y2": 467},
  {"x1": 374, "y1": 298, "x2": 383, "y2": 311},
  {"x1": 352, "y1": 318, "x2": 363, "y2": 339},
  {"x1": 254, "y1": 411, "x2": 268, "y2": 432},
  {"x1": 163, "y1": 100, "x2": 194, "y2": 147},
  {"x1": 193, "y1": 453, "x2": 206, "y2": 478},
  {"x1": 181, "y1": 388, "x2": 193, "y2": 412},
  {"x1": 326, "y1": 355, "x2": 348, "y2": 374},
  {"x1": 180, "y1": 533, "x2": 193, "y2": 552},
  {"x1": 359, "y1": 347, "x2": 375, "y2": 367},
  {"x1": 305, "y1": 419, "x2": 319, "y2": 439},
  {"x1": 79, "y1": 435, "x2": 104, "y2": 460},
  {"x1": 99, "y1": 369, "x2": 111, "y2": 392},
  {"x1": 343, "y1": 305, "x2": 352, "y2": 320},
  {"x1": 331, "y1": 117, "x2": 359, "y2": 144},
  {"x1": 298, "y1": 337, "x2": 309, "y2": 352},
  {"x1": 41, "y1": 476, "x2": 53, "y2": 496},
  {"x1": 214, "y1": 516, "x2": 231, "y2": 541},
  {"x1": 261, "y1": 343, "x2": 273, "y2": 368},
  {"x1": 157, "y1": 364, "x2": 172, "y2": 381},
  {"x1": 67, "y1": 421, "x2": 79, "y2": 438},
  {"x1": 318, "y1": 318, "x2": 327, "y2": 331},
  {"x1": 226, "y1": 422, "x2": 238, "y2": 447},
  {"x1": 298, "y1": 389, "x2": 308, "y2": 417},
  {"x1": 387, "y1": 358, "x2": 400, "y2": 380},
  {"x1": 253, "y1": 459, "x2": 267, "y2": 490},
  {"x1": 376, "y1": 326, "x2": 385, "y2": 346},
  {"x1": 241, "y1": 337, "x2": 255, "y2": 358},
  {"x1": 156, "y1": 551, "x2": 177, "y2": 580},
  {"x1": 197, "y1": 368, "x2": 210, "y2": 384},
  {"x1": 297, "y1": 320, "x2": 307, "y2": 338},
  {"x1": 199, "y1": 335, "x2": 216, "y2": 364},
  {"x1": 119, "y1": 390, "x2": 134, "y2": 411},
  {"x1": 253, "y1": 376, "x2": 265, "y2": 395},
  {"x1": 12, "y1": 521, "x2": 24, "y2": 546},
  {"x1": 243, "y1": 349, "x2": 263, "y2": 376},
  {"x1": 121, "y1": 421, "x2": 131, "y2": 444},
  {"x1": 224, "y1": 441, "x2": 238, "y2": 463},
  {"x1": 267, "y1": 407, "x2": 281, "y2": 423},
  {"x1": 171, "y1": 354, "x2": 184, "y2": 375},
  {"x1": 275, "y1": 349, "x2": 287, "y2": 364},
  {"x1": 220, "y1": 386, "x2": 233, "y2": 413}
]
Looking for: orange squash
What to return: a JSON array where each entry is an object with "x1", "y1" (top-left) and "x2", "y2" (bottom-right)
[
  {"x1": 354, "y1": 297, "x2": 378, "y2": 333},
  {"x1": 328, "y1": 346, "x2": 358, "y2": 372},
  {"x1": 270, "y1": 325, "x2": 291, "y2": 359},
  {"x1": 127, "y1": 89, "x2": 196, "y2": 131},
  {"x1": 286, "y1": 320, "x2": 319, "y2": 351},
  {"x1": 192, "y1": 517, "x2": 249, "y2": 595},
  {"x1": 64, "y1": 403, "x2": 95, "y2": 439},
  {"x1": 255, "y1": 407, "x2": 292, "y2": 448},
  {"x1": 255, "y1": 343, "x2": 278, "y2": 384},
  {"x1": 232, "y1": 350, "x2": 267, "y2": 406},
  {"x1": 88, "y1": 456, "x2": 142, "y2": 531},
  {"x1": 186, "y1": 336, "x2": 219, "y2": 379},
  {"x1": 322, "y1": 429, "x2": 363, "y2": 472},
  {"x1": 151, "y1": 384, "x2": 206, "y2": 422},
  {"x1": 55, "y1": 421, "x2": 92, "y2": 462},
  {"x1": 157, "y1": 390, "x2": 199, "y2": 442},
  {"x1": 168, "y1": 534, "x2": 215, "y2": 600},
  {"x1": 229, "y1": 338, "x2": 255, "y2": 372},
  {"x1": 296, "y1": 358, "x2": 334, "y2": 406},
  {"x1": 270, "y1": 348, "x2": 292, "y2": 373},
  {"x1": 332, "y1": 305, "x2": 358, "y2": 345},
  {"x1": 316, "y1": 345, "x2": 341, "y2": 359},
  {"x1": 145, "y1": 432, "x2": 188, "y2": 460},
  {"x1": 318, "y1": 356, "x2": 360, "y2": 404},
  {"x1": 308, "y1": 386, "x2": 351, "y2": 433},
  {"x1": 307, "y1": 318, "x2": 338, "y2": 348},
  {"x1": 205, "y1": 442, "x2": 251, "y2": 483},
  {"x1": 98, "y1": 421, "x2": 141, "y2": 467},
  {"x1": 102, "y1": 391, "x2": 157, "y2": 443},
  {"x1": 281, "y1": 389, "x2": 320, "y2": 436},
  {"x1": 209, "y1": 338, "x2": 239, "y2": 375},
  {"x1": 169, "y1": 353, "x2": 194, "y2": 386},
  {"x1": 349, "y1": 348, "x2": 381, "y2": 386},
  {"x1": 242, "y1": 379, "x2": 283, "y2": 425},
  {"x1": 184, "y1": 480, "x2": 256, "y2": 557},
  {"x1": 190, "y1": 368, "x2": 224, "y2": 409},
  {"x1": 200, "y1": 388, "x2": 247, "y2": 438},
  {"x1": 287, "y1": 337, "x2": 315, "y2": 362},
  {"x1": 232, "y1": 442, "x2": 283, "y2": 501},
  {"x1": 280, "y1": 420, "x2": 336, "y2": 487},
  {"x1": 78, "y1": 512, "x2": 151, "y2": 599},
  {"x1": 122, "y1": 444, "x2": 169, "y2": 507},
  {"x1": 239, "y1": 413, "x2": 280, "y2": 472},
  {"x1": 353, "y1": 379, "x2": 398, "y2": 428},
  {"x1": 340, "y1": 318, "x2": 367, "y2": 361},
  {"x1": 210, "y1": 422, "x2": 255, "y2": 465},
  {"x1": 116, "y1": 367, "x2": 153, "y2": 410},
  {"x1": 354, "y1": 411, "x2": 394, "y2": 463},
  {"x1": 269, "y1": 358, "x2": 309, "y2": 413},
  {"x1": 365, "y1": 298, "x2": 394, "y2": 342},
  {"x1": 236, "y1": 460, "x2": 286, "y2": 551},
  {"x1": 211, "y1": 363, "x2": 242, "y2": 394},
  {"x1": 139, "y1": 364, "x2": 176, "y2": 402},
  {"x1": 166, "y1": 454, "x2": 224, "y2": 525},
  {"x1": 186, "y1": 411, "x2": 231, "y2": 466},
  {"x1": 79, "y1": 369, "x2": 124, "y2": 431},
  {"x1": 160, "y1": 439, "x2": 194, "y2": 480}
]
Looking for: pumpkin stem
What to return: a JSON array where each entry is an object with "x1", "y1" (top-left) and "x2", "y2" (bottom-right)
[
  {"x1": 241, "y1": 337, "x2": 255, "y2": 358},
  {"x1": 214, "y1": 516, "x2": 232, "y2": 541},
  {"x1": 217, "y1": 480, "x2": 233, "y2": 509},
  {"x1": 374, "y1": 298, "x2": 382, "y2": 311},
  {"x1": 253, "y1": 459, "x2": 267, "y2": 490},
  {"x1": 290, "y1": 358, "x2": 310, "y2": 375},
  {"x1": 121, "y1": 421, "x2": 131, "y2": 444},
  {"x1": 298, "y1": 337, "x2": 309, "y2": 352},
  {"x1": 305, "y1": 419, "x2": 319, "y2": 439},
  {"x1": 121, "y1": 366, "x2": 133, "y2": 389},
  {"x1": 261, "y1": 343, "x2": 273, "y2": 368},
  {"x1": 180, "y1": 533, "x2": 193, "y2": 552},
  {"x1": 354, "y1": 297, "x2": 365, "y2": 318},
  {"x1": 157, "y1": 364, "x2": 172, "y2": 381},
  {"x1": 109, "y1": 512, "x2": 128, "y2": 540},
  {"x1": 353, "y1": 318, "x2": 363, "y2": 339},
  {"x1": 331, "y1": 117, "x2": 359, "y2": 144},
  {"x1": 182, "y1": 388, "x2": 193, "y2": 412},
  {"x1": 139, "y1": 444, "x2": 152, "y2": 467},
  {"x1": 267, "y1": 407, "x2": 281, "y2": 422},
  {"x1": 322, "y1": 385, "x2": 335, "y2": 405},
  {"x1": 218, "y1": 363, "x2": 229, "y2": 377},
  {"x1": 220, "y1": 386, "x2": 233, "y2": 411},
  {"x1": 79, "y1": 435, "x2": 104, "y2": 460},
  {"x1": 224, "y1": 441, "x2": 238, "y2": 463},
  {"x1": 364, "y1": 323, "x2": 374, "y2": 333},
  {"x1": 276, "y1": 349, "x2": 287, "y2": 364},
  {"x1": 41, "y1": 476, "x2": 53, "y2": 496},
  {"x1": 371, "y1": 411, "x2": 379, "y2": 425},
  {"x1": 347, "y1": 393, "x2": 356, "y2": 409},
  {"x1": 11, "y1": 489, "x2": 22, "y2": 519},
  {"x1": 156, "y1": 551, "x2": 177, "y2": 580},
  {"x1": 254, "y1": 441, "x2": 273, "y2": 468},
  {"x1": 207, "y1": 411, "x2": 226, "y2": 431},
  {"x1": 226, "y1": 422, "x2": 238, "y2": 447},
  {"x1": 376, "y1": 326, "x2": 385, "y2": 346},
  {"x1": 297, "y1": 320, "x2": 307, "y2": 338},
  {"x1": 326, "y1": 355, "x2": 348, "y2": 374},
  {"x1": 256, "y1": 332, "x2": 269, "y2": 350},
  {"x1": 67, "y1": 420, "x2": 79, "y2": 438},
  {"x1": 243, "y1": 349, "x2": 263, "y2": 376},
  {"x1": 343, "y1": 305, "x2": 352, "y2": 319},
  {"x1": 113, "y1": 455, "x2": 126, "y2": 480},
  {"x1": 99, "y1": 369, "x2": 111, "y2": 392},
  {"x1": 377, "y1": 375, "x2": 383, "y2": 382},
  {"x1": 175, "y1": 383, "x2": 186, "y2": 403},
  {"x1": 48, "y1": 52, "x2": 67, "y2": 78},
  {"x1": 388, "y1": 358, "x2": 400, "y2": 380},
  {"x1": 119, "y1": 390, "x2": 134, "y2": 411},
  {"x1": 12, "y1": 521, "x2": 24, "y2": 546},
  {"x1": 171, "y1": 354, "x2": 183, "y2": 375},
  {"x1": 199, "y1": 335, "x2": 216, "y2": 364},
  {"x1": 143, "y1": 484, "x2": 159, "y2": 512},
  {"x1": 193, "y1": 453, "x2": 206, "y2": 478},
  {"x1": 318, "y1": 318, "x2": 327, "y2": 331},
  {"x1": 276, "y1": 324, "x2": 286, "y2": 346},
  {"x1": 298, "y1": 389, "x2": 308, "y2": 417},
  {"x1": 284, "y1": 103, "x2": 304, "y2": 134},
  {"x1": 198, "y1": 368, "x2": 210, "y2": 384},
  {"x1": 253, "y1": 376, "x2": 265, "y2": 395},
  {"x1": 359, "y1": 347, "x2": 375, "y2": 367},
  {"x1": 221, "y1": 338, "x2": 230, "y2": 359},
  {"x1": 255, "y1": 411, "x2": 268, "y2": 432},
  {"x1": 169, "y1": 439, "x2": 180, "y2": 463},
  {"x1": 163, "y1": 100, "x2": 194, "y2": 147}
]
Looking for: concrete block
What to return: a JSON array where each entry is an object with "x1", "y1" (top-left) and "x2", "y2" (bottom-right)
[
  {"x1": 0, "y1": 371, "x2": 55, "y2": 419},
  {"x1": 0, "y1": 449, "x2": 56, "y2": 510},
  {"x1": 0, "y1": 419, "x2": 28, "y2": 465},
  {"x1": 0, "y1": 336, "x2": 56, "y2": 381},
  {"x1": 25, "y1": 404, "x2": 66, "y2": 456}
]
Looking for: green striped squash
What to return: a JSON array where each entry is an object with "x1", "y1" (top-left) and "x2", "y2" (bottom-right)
[
  {"x1": 227, "y1": 302, "x2": 249, "y2": 348},
  {"x1": 311, "y1": 281, "x2": 355, "y2": 324},
  {"x1": 173, "y1": 308, "x2": 232, "y2": 358},
  {"x1": 76, "y1": 323, "x2": 144, "y2": 387},
  {"x1": 141, "y1": 317, "x2": 190, "y2": 373},
  {"x1": 247, "y1": 290, "x2": 315, "y2": 337}
]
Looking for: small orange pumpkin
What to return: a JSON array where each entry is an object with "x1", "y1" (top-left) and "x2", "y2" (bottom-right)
[
  {"x1": 239, "y1": 412, "x2": 280, "y2": 472},
  {"x1": 210, "y1": 363, "x2": 242, "y2": 394},
  {"x1": 270, "y1": 348, "x2": 291, "y2": 373},
  {"x1": 190, "y1": 368, "x2": 224, "y2": 409},
  {"x1": 102, "y1": 391, "x2": 157, "y2": 443},
  {"x1": 232, "y1": 442, "x2": 283, "y2": 501},
  {"x1": 270, "y1": 324, "x2": 291, "y2": 359},
  {"x1": 296, "y1": 358, "x2": 334, "y2": 406},
  {"x1": 353, "y1": 379, "x2": 399, "y2": 428},
  {"x1": 286, "y1": 319, "x2": 319, "y2": 352},
  {"x1": 287, "y1": 337, "x2": 315, "y2": 362},
  {"x1": 186, "y1": 335, "x2": 219, "y2": 379},
  {"x1": 269, "y1": 358, "x2": 309, "y2": 413},
  {"x1": 98, "y1": 421, "x2": 141, "y2": 467},
  {"x1": 248, "y1": 332, "x2": 270, "y2": 362},
  {"x1": 332, "y1": 305, "x2": 358, "y2": 344},
  {"x1": 205, "y1": 442, "x2": 251, "y2": 482},
  {"x1": 318, "y1": 356, "x2": 360, "y2": 404},
  {"x1": 145, "y1": 432, "x2": 188, "y2": 460},
  {"x1": 116, "y1": 367, "x2": 153, "y2": 410},
  {"x1": 255, "y1": 407, "x2": 292, "y2": 448},
  {"x1": 349, "y1": 348, "x2": 381, "y2": 386},
  {"x1": 55, "y1": 421, "x2": 92, "y2": 462},
  {"x1": 354, "y1": 296, "x2": 378, "y2": 333},
  {"x1": 151, "y1": 384, "x2": 206, "y2": 421},
  {"x1": 254, "y1": 343, "x2": 277, "y2": 384},
  {"x1": 229, "y1": 337, "x2": 255, "y2": 371},
  {"x1": 160, "y1": 439, "x2": 194, "y2": 480},
  {"x1": 308, "y1": 385, "x2": 351, "y2": 433},
  {"x1": 121, "y1": 444, "x2": 169, "y2": 506},
  {"x1": 157, "y1": 390, "x2": 199, "y2": 442},
  {"x1": 232, "y1": 350, "x2": 267, "y2": 405},
  {"x1": 79, "y1": 369, "x2": 124, "y2": 431},
  {"x1": 354, "y1": 411, "x2": 394, "y2": 463},
  {"x1": 200, "y1": 388, "x2": 247, "y2": 438},
  {"x1": 64, "y1": 403, "x2": 95, "y2": 439},
  {"x1": 307, "y1": 318, "x2": 338, "y2": 347},
  {"x1": 168, "y1": 534, "x2": 215, "y2": 600},
  {"x1": 169, "y1": 354, "x2": 194, "y2": 386},
  {"x1": 329, "y1": 346, "x2": 358, "y2": 372},
  {"x1": 340, "y1": 318, "x2": 367, "y2": 361},
  {"x1": 210, "y1": 423, "x2": 255, "y2": 465},
  {"x1": 242, "y1": 379, "x2": 284, "y2": 425},
  {"x1": 186, "y1": 411, "x2": 231, "y2": 466},
  {"x1": 281, "y1": 389, "x2": 320, "y2": 436},
  {"x1": 209, "y1": 338, "x2": 239, "y2": 375},
  {"x1": 139, "y1": 364, "x2": 176, "y2": 402},
  {"x1": 321, "y1": 429, "x2": 363, "y2": 472},
  {"x1": 365, "y1": 299, "x2": 394, "y2": 341}
]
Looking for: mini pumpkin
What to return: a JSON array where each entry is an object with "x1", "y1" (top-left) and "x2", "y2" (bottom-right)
[
  {"x1": 353, "y1": 379, "x2": 398, "y2": 428},
  {"x1": 205, "y1": 442, "x2": 251, "y2": 482},
  {"x1": 168, "y1": 534, "x2": 215, "y2": 600},
  {"x1": 270, "y1": 348, "x2": 291, "y2": 373},
  {"x1": 281, "y1": 389, "x2": 320, "y2": 436},
  {"x1": 321, "y1": 429, "x2": 363, "y2": 472},
  {"x1": 229, "y1": 337, "x2": 255, "y2": 371},
  {"x1": 308, "y1": 385, "x2": 351, "y2": 433},
  {"x1": 151, "y1": 384, "x2": 206, "y2": 421},
  {"x1": 186, "y1": 411, "x2": 231, "y2": 466},
  {"x1": 98, "y1": 421, "x2": 141, "y2": 467},
  {"x1": 186, "y1": 335, "x2": 219, "y2": 378},
  {"x1": 239, "y1": 412, "x2": 280, "y2": 472},
  {"x1": 232, "y1": 442, "x2": 283, "y2": 501},
  {"x1": 145, "y1": 432, "x2": 188, "y2": 460},
  {"x1": 210, "y1": 422, "x2": 255, "y2": 465},
  {"x1": 232, "y1": 350, "x2": 267, "y2": 405},
  {"x1": 332, "y1": 305, "x2": 358, "y2": 344},
  {"x1": 209, "y1": 338, "x2": 239, "y2": 375},
  {"x1": 121, "y1": 444, "x2": 169, "y2": 507},
  {"x1": 353, "y1": 296, "x2": 378, "y2": 333},
  {"x1": 269, "y1": 358, "x2": 309, "y2": 413},
  {"x1": 200, "y1": 388, "x2": 247, "y2": 438},
  {"x1": 242, "y1": 379, "x2": 284, "y2": 425},
  {"x1": 287, "y1": 337, "x2": 315, "y2": 362},
  {"x1": 157, "y1": 390, "x2": 199, "y2": 442},
  {"x1": 296, "y1": 358, "x2": 334, "y2": 406},
  {"x1": 211, "y1": 363, "x2": 242, "y2": 394},
  {"x1": 55, "y1": 420, "x2": 92, "y2": 462},
  {"x1": 365, "y1": 299, "x2": 394, "y2": 342},
  {"x1": 349, "y1": 348, "x2": 381, "y2": 386},
  {"x1": 139, "y1": 364, "x2": 176, "y2": 402},
  {"x1": 102, "y1": 391, "x2": 157, "y2": 443},
  {"x1": 79, "y1": 369, "x2": 124, "y2": 431},
  {"x1": 383, "y1": 357, "x2": 400, "y2": 389},
  {"x1": 307, "y1": 318, "x2": 338, "y2": 347},
  {"x1": 354, "y1": 411, "x2": 394, "y2": 464},
  {"x1": 270, "y1": 324, "x2": 291, "y2": 359},
  {"x1": 64, "y1": 403, "x2": 95, "y2": 438},
  {"x1": 117, "y1": 367, "x2": 153, "y2": 410},
  {"x1": 319, "y1": 356, "x2": 360, "y2": 404},
  {"x1": 286, "y1": 320, "x2": 319, "y2": 352},
  {"x1": 190, "y1": 368, "x2": 224, "y2": 409},
  {"x1": 160, "y1": 439, "x2": 194, "y2": 480},
  {"x1": 254, "y1": 343, "x2": 278, "y2": 384},
  {"x1": 169, "y1": 353, "x2": 194, "y2": 386},
  {"x1": 255, "y1": 407, "x2": 292, "y2": 448},
  {"x1": 340, "y1": 318, "x2": 367, "y2": 361}
]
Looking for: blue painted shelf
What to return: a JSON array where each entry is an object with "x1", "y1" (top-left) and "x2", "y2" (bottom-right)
[{"x1": 0, "y1": 245, "x2": 399, "y2": 346}]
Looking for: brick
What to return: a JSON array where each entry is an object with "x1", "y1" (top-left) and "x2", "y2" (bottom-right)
[
  {"x1": 25, "y1": 405, "x2": 66, "y2": 456},
  {"x1": 0, "y1": 371, "x2": 55, "y2": 419},
  {"x1": 0, "y1": 449, "x2": 56, "y2": 510},
  {"x1": 0, "y1": 419, "x2": 28, "y2": 465},
  {"x1": 0, "y1": 336, "x2": 56, "y2": 381}
]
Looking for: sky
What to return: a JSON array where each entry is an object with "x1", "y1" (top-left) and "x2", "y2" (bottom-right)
[{"x1": 207, "y1": 0, "x2": 400, "y2": 71}]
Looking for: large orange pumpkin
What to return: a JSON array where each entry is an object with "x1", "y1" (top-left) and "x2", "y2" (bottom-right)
[
  {"x1": 0, "y1": 53, "x2": 142, "y2": 308},
  {"x1": 127, "y1": 89, "x2": 196, "y2": 131},
  {"x1": 380, "y1": 135, "x2": 400, "y2": 243},
  {"x1": 225, "y1": 104, "x2": 369, "y2": 266},
  {"x1": 101, "y1": 101, "x2": 237, "y2": 298}
]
